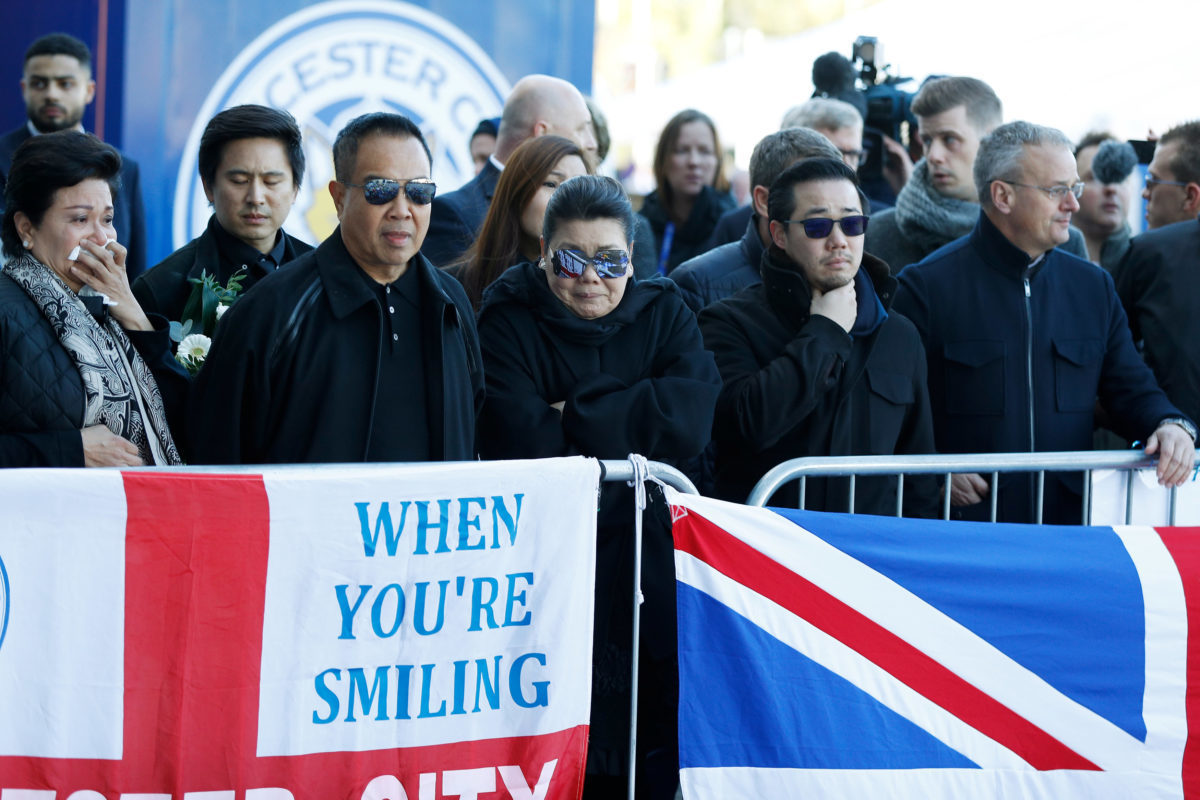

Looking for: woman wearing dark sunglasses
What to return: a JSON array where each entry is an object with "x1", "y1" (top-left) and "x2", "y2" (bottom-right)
[{"x1": 475, "y1": 174, "x2": 721, "y2": 798}]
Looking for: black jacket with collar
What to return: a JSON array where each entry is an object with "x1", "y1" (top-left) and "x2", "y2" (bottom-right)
[
  {"x1": 475, "y1": 260, "x2": 720, "y2": 464},
  {"x1": 422, "y1": 160, "x2": 500, "y2": 268},
  {"x1": 669, "y1": 213, "x2": 766, "y2": 312},
  {"x1": 699, "y1": 246, "x2": 937, "y2": 514},
  {"x1": 188, "y1": 229, "x2": 483, "y2": 464},
  {"x1": 0, "y1": 272, "x2": 189, "y2": 467},
  {"x1": 132, "y1": 215, "x2": 314, "y2": 323},
  {"x1": 1116, "y1": 217, "x2": 1200, "y2": 425}
]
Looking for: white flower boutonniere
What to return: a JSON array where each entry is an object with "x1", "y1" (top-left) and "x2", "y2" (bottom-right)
[{"x1": 176, "y1": 333, "x2": 212, "y2": 376}]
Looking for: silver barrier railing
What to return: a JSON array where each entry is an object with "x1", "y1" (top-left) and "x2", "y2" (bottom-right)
[
  {"x1": 125, "y1": 457, "x2": 699, "y2": 495},
  {"x1": 746, "y1": 450, "x2": 1197, "y2": 525}
]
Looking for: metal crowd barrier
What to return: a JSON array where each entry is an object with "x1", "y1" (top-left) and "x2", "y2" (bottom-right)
[
  {"x1": 130, "y1": 458, "x2": 699, "y2": 494},
  {"x1": 745, "y1": 450, "x2": 1197, "y2": 525}
]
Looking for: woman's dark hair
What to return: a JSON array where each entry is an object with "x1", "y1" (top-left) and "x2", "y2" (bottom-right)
[
  {"x1": 457, "y1": 135, "x2": 588, "y2": 308},
  {"x1": 199, "y1": 104, "x2": 306, "y2": 190},
  {"x1": 651, "y1": 109, "x2": 728, "y2": 216},
  {"x1": 2, "y1": 130, "x2": 121, "y2": 259},
  {"x1": 542, "y1": 174, "x2": 636, "y2": 247}
]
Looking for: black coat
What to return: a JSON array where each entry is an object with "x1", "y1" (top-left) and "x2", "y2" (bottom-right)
[
  {"x1": 188, "y1": 230, "x2": 483, "y2": 464},
  {"x1": 669, "y1": 214, "x2": 765, "y2": 312},
  {"x1": 132, "y1": 215, "x2": 313, "y2": 322},
  {"x1": 700, "y1": 247, "x2": 938, "y2": 515},
  {"x1": 475, "y1": 261, "x2": 721, "y2": 463},
  {"x1": 422, "y1": 160, "x2": 500, "y2": 268},
  {"x1": 476, "y1": 261, "x2": 720, "y2": 775},
  {"x1": 0, "y1": 273, "x2": 188, "y2": 466},
  {"x1": 894, "y1": 212, "x2": 1185, "y2": 523},
  {"x1": 638, "y1": 185, "x2": 734, "y2": 275},
  {"x1": 1116, "y1": 217, "x2": 1200, "y2": 425},
  {"x1": 0, "y1": 126, "x2": 149, "y2": 278}
]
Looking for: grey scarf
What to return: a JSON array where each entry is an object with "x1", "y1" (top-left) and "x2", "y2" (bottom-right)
[
  {"x1": 5, "y1": 253, "x2": 181, "y2": 465},
  {"x1": 893, "y1": 159, "x2": 980, "y2": 252}
]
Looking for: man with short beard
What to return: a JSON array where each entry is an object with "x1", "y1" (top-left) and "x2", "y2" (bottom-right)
[
  {"x1": 699, "y1": 157, "x2": 936, "y2": 515},
  {"x1": 0, "y1": 33, "x2": 147, "y2": 277}
]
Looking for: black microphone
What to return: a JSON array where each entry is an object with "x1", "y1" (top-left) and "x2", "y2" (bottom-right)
[
  {"x1": 1091, "y1": 140, "x2": 1138, "y2": 185},
  {"x1": 812, "y1": 52, "x2": 857, "y2": 96}
]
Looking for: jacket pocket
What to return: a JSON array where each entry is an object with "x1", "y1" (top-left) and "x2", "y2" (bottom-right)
[
  {"x1": 866, "y1": 367, "x2": 914, "y2": 453},
  {"x1": 944, "y1": 340, "x2": 1005, "y2": 415},
  {"x1": 1053, "y1": 338, "x2": 1104, "y2": 412}
]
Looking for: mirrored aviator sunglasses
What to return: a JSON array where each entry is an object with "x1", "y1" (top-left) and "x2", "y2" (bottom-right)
[
  {"x1": 784, "y1": 214, "x2": 869, "y2": 239},
  {"x1": 348, "y1": 178, "x2": 437, "y2": 206},
  {"x1": 551, "y1": 248, "x2": 631, "y2": 279}
]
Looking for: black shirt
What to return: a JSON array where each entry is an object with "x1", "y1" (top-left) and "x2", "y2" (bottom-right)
[
  {"x1": 363, "y1": 264, "x2": 430, "y2": 461},
  {"x1": 210, "y1": 220, "x2": 288, "y2": 282}
]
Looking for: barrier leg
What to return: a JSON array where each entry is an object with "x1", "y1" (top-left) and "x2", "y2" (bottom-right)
[{"x1": 626, "y1": 454, "x2": 651, "y2": 800}]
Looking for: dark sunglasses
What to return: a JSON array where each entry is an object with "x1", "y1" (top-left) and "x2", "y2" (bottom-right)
[
  {"x1": 343, "y1": 178, "x2": 437, "y2": 206},
  {"x1": 551, "y1": 249, "x2": 631, "y2": 279},
  {"x1": 778, "y1": 214, "x2": 869, "y2": 239}
]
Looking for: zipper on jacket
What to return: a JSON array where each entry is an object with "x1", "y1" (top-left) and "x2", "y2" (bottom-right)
[{"x1": 1023, "y1": 271, "x2": 1034, "y2": 453}]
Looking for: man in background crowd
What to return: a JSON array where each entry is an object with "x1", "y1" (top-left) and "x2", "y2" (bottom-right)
[
  {"x1": 1072, "y1": 133, "x2": 1134, "y2": 273},
  {"x1": 422, "y1": 74, "x2": 597, "y2": 267},
  {"x1": 0, "y1": 32, "x2": 147, "y2": 276},
  {"x1": 1142, "y1": 121, "x2": 1200, "y2": 230},
  {"x1": 1118, "y1": 121, "x2": 1200, "y2": 427},
  {"x1": 866, "y1": 76, "x2": 1089, "y2": 272}
]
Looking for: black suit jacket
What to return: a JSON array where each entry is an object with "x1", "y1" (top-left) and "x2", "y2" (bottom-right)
[
  {"x1": 1117, "y1": 218, "x2": 1200, "y2": 424},
  {"x1": 0, "y1": 125, "x2": 148, "y2": 278},
  {"x1": 422, "y1": 159, "x2": 500, "y2": 268},
  {"x1": 132, "y1": 215, "x2": 314, "y2": 322}
]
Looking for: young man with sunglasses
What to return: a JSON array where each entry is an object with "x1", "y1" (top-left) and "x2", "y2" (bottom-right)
[
  {"x1": 699, "y1": 157, "x2": 937, "y2": 514},
  {"x1": 189, "y1": 112, "x2": 483, "y2": 464},
  {"x1": 133, "y1": 105, "x2": 313, "y2": 322},
  {"x1": 893, "y1": 121, "x2": 1194, "y2": 524}
]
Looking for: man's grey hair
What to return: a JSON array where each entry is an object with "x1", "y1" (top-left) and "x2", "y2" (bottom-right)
[
  {"x1": 973, "y1": 121, "x2": 1072, "y2": 207},
  {"x1": 750, "y1": 127, "x2": 842, "y2": 190},
  {"x1": 780, "y1": 98, "x2": 862, "y2": 134}
]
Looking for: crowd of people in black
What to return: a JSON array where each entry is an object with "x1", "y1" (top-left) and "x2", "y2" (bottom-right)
[{"x1": 2, "y1": 31, "x2": 1199, "y2": 798}]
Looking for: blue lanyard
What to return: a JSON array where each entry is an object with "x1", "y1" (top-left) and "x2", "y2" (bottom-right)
[{"x1": 656, "y1": 222, "x2": 675, "y2": 276}]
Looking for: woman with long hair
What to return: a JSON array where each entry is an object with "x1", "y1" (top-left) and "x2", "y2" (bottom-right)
[
  {"x1": 638, "y1": 108, "x2": 733, "y2": 275},
  {"x1": 453, "y1": 135, "x2": 590, "y2": 308}
]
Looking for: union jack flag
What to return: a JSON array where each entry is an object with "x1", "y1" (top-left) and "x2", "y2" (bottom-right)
[{"x1": 669, "y1": 490, "x2": 1200, "y2": 799}]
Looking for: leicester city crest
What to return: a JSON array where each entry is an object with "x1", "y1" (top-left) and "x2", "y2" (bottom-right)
[{"x1": 173, "y1": 0, "x2": 510, "y2": 249}]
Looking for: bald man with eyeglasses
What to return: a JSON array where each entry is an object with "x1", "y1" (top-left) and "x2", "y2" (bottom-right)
[{"x1": 893, "y1": 121, "x2": 1195, "y2": 525}]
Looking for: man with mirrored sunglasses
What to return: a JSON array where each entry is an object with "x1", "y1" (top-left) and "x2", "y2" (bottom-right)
[
  {"x1": 190, "y1": 112, "x2": 483, "y2": 464},
  {"x1": 699, "y1": 157, "x2": 937, "y2": 515},
  {"x1": 894, "y1": 121, "x2": 1194, "y2": 524}
]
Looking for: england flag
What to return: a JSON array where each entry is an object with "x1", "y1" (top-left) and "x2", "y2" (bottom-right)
[{"x1": 669, "y1": 489, "x2": 1200, "y2": 799}]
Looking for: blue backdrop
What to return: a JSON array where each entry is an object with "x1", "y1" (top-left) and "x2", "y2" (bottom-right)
[{"x1": 0, "y1": 0, "x2": 593, "y2": 267}]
